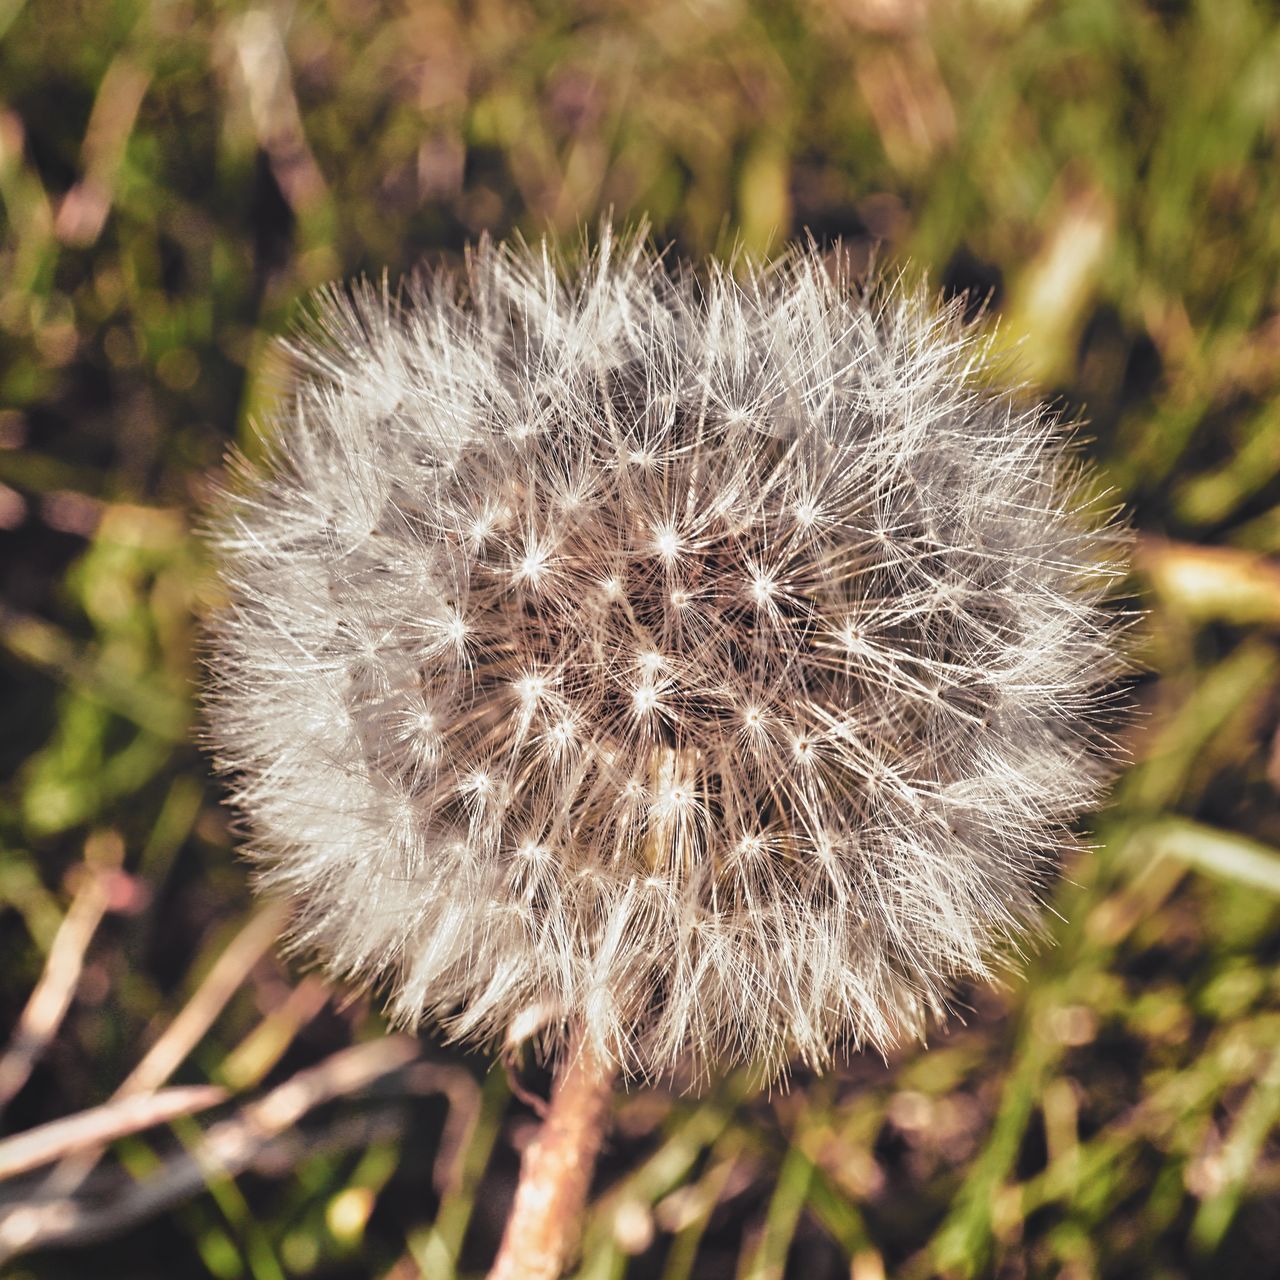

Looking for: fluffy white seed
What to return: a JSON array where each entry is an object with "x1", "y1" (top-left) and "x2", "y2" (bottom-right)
[{"x1": 204, "y1": 228, "x2": 1127, "y2": 1080}]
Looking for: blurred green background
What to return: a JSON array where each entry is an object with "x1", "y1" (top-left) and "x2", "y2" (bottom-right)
[{"x1": 2, "y1": 0, "x2": 1280, "y2": 1276}]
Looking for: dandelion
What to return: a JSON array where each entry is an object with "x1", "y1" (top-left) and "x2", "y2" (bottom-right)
[{"x1": 204, "y1": 226, "x2": 1126, "y2": 1278}]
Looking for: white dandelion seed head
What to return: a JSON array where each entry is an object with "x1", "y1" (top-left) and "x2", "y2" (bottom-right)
[{"x1": 204, "y1": 227, "x2": 1128, "y2": 1081}]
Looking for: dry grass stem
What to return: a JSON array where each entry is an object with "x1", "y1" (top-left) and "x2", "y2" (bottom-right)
[
  {"x1": 0, "y1": 864, "x2": 114, "y2": 1111},
  {"x1": 0, "y1": 1085, "x2": 225, "y2": 1181},
  {"x1": 0, "y1": 1037, "x2": 418, "y2": 1264},
  {"x1": 40, "y1": 902, "x2": 288, "y2": 1197}
]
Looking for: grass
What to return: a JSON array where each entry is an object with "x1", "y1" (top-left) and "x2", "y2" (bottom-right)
[{"x1": 2, "y1": 0, "x2": 1279, "y2": 1276}]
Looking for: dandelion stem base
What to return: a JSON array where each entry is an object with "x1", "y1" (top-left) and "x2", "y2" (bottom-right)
[{"x1": 487, "y1": 1036, "x2": 614, "y2": 1280}]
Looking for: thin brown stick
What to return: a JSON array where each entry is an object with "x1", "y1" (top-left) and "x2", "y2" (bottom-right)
[
  {"x1": 488, "y1": 1037, "x2": 615, "y2": 1280},
  {"x1": 119, "y1": 902, "x2": 290, "y2": 1097},
  {"x1": 220, "y1": 973, "x2": 330, "y2": 1090},
  {"x1": 0, "y1": 1085, "x2": 225, "y2": 1180},
  {"x1": 0, "y1": 1110, "x2": 406, "y2": 1260},
  {"x1": 0, "y1": 866, "x2": 113, "y2": 1111},
  {"x1": 401, "y1": 1062, "x2": 483, "y2": 1197},
  {"x1": 0, "y1": 1037, "x2": 418, "y2": 1264},
  {"x1": 39, "y1": 901, "x2": 288, "y2": 1197}
]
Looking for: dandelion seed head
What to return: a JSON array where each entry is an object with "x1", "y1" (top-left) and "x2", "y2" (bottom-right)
[{"x1": 204, "y1": 227, "x2": 1127, "y2": 1081}]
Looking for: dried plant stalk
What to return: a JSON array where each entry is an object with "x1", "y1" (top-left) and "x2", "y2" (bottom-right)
[{"x1": 488, "y1": 1039, "x2": 614, "y2": 1280}]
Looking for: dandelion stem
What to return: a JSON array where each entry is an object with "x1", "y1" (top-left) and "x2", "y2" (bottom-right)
[{"x1": 488, "y1": 1035, "x2": 614, "y2": 1280}]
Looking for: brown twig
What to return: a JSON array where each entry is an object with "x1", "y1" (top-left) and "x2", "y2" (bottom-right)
[
  {"x1": 401, "y1": 1062, "x2": 483, "y2": 1197},
  {"x1": 39, "y1": 902, "x2": 288, "y2": 1197},
  {"x1": 0, "y1": 1109, "x2": 408, "y2": 1258},
  {"x1": 119, "y1": 903, "x2": 290, "y2": 1097},
  {"x1": 219, "y1": 973, "x2": 330, "y2": 1091},
  {"x1": 505, "y1": 1060, "x2": 551, "y2": 1120},
  {"x1": 0, "y1": 865, "x2": 114, "y2": 1111},
  {"x1": 0, "y1": 1037, "x2": 419, "y2": 1264},
  {"x1": 487, "y1": 1036, "x2": 615, "y2": 1280},
  {"x1": 0, "y1": 1085, "x2": 225, "y2": 1181}
]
